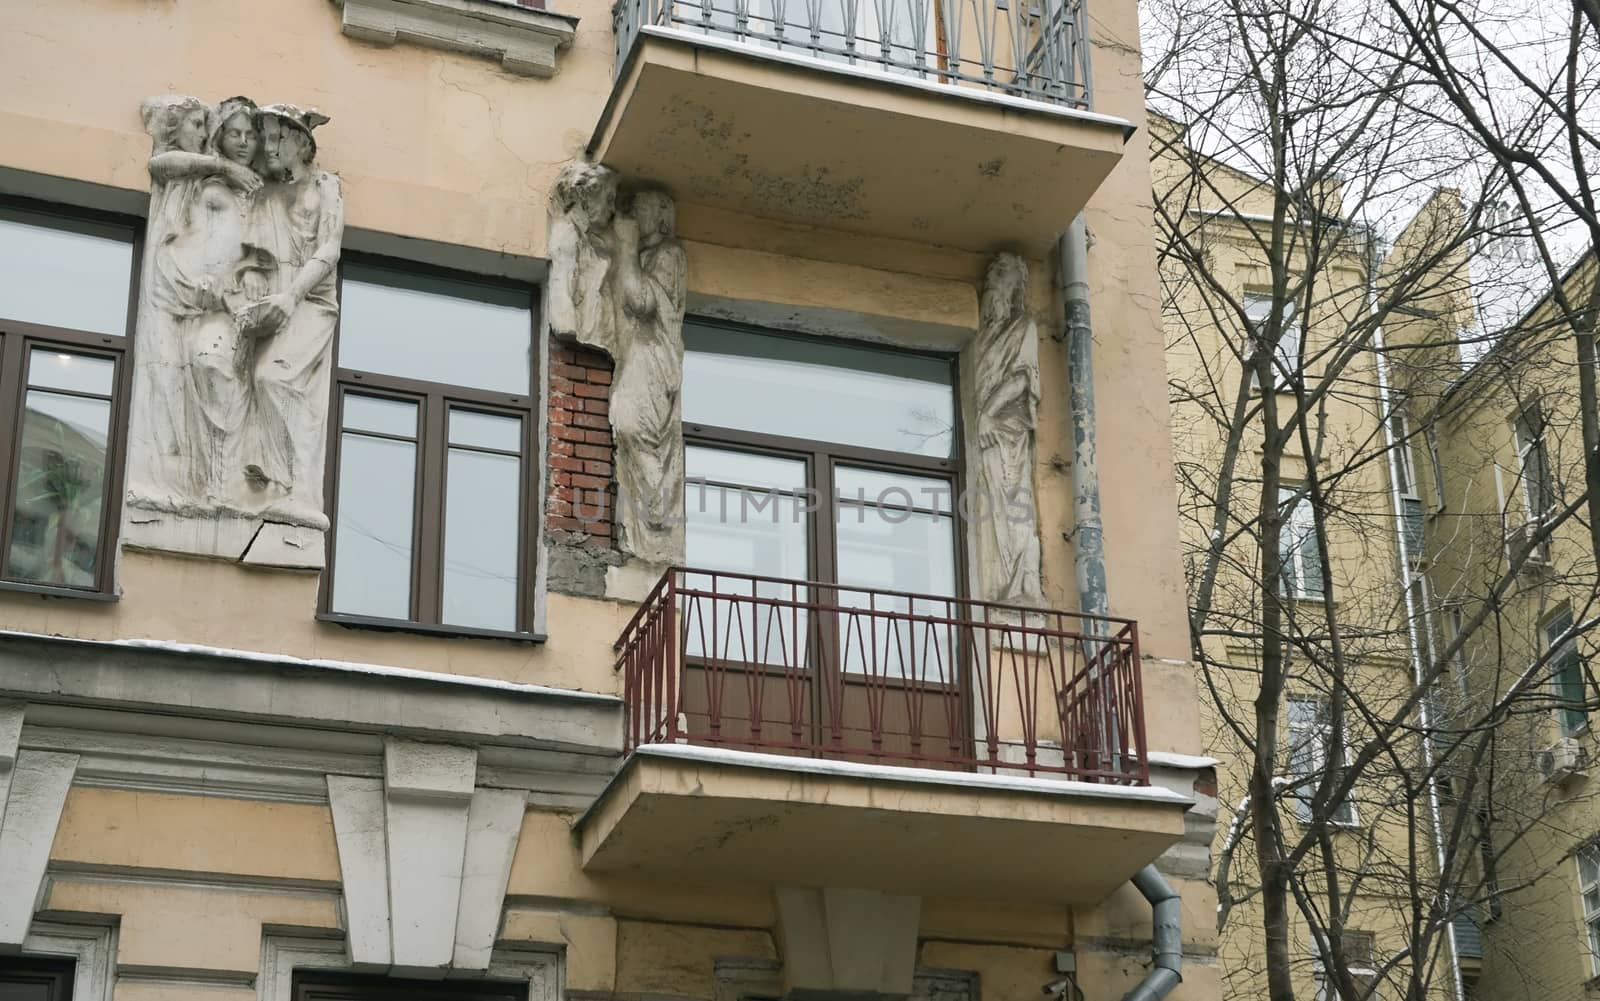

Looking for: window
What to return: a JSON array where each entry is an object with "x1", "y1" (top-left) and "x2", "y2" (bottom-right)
[
  {"x1": 0, "y1": 957, "x2": 75, "y2": 1001},
  {"x1": 1245, "y1": 290, "x2": 1302, "y2": 390},
  {"x1": 1445, "y1": 604, "x2": 1471, "y2": 701},
  {"x1": 1313, "y1": 931, "x2": 1377, "y2": 1001},
  {"x1": 1425, "y1": 423, "x2": 1446, "y2": 512},
  {"x1": 0, "y1": 203, "x2": 137, "y2": 595},
  {"x1": 1288, "y1": 696, "x2": 1356, "y2": 825},
  {"x1": 292, "y1": 973, "x2": 524, "y2": 1001},
  {"x1": 1279, "y1": 486, "x2": 1325, "y2": 600},
  {"x1": 1513, "y1": 404, "x2": 1554, "y2": 522},
  {"x1": 1580, "y1": 843, "x2": 1600, "y2": 976},
  {"x1": 1477, "y1": 807, "x2": 1502, "y2": 921},
  {"x1": 1546, "y1": 607, "x2": 1587, "y2": 736},
  {"x1": 679, "y1": 319, "x2": 960, "y2": 706},
  {"x1": 1390, "y1": 408, "x2": 1425, "y2": 563},
  {"x1": 322, "y1": 260, "x2": 537, "y2": 635}
]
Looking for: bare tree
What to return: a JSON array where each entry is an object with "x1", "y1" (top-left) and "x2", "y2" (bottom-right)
[{"x1": 1142, "y1": 0, "x2": 1600, "y2": 999}]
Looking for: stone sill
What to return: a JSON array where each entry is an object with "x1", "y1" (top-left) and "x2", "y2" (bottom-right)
[
  {"x1": 336, "y1": 0, "x2": 578, "y2": 78},
  {"x1": 0, "y1": 579, "x2": 118, "y2": 603},
  {"x1": 318, "y1": 611, "x2": 546, "y2": 645}
]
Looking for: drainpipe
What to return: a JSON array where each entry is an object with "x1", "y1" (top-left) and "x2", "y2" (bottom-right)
[
  {"x1": 1366, "y1": 228, "x2": 1466, "y2": 1001},
  {"x1": 1058, "y1": 214, "x2": 1183, "y2": 1001}
]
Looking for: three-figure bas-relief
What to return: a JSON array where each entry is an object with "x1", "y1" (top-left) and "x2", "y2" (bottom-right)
[
  {"x1": 549, "y1": 162, "x2": 687, "y2": 567},
  {"x1": 128, "y1": 95, "x2": 344, "y2": 566},
  {"x1": 975, "y1": 253, "x2": 1044, "y2": 606}
]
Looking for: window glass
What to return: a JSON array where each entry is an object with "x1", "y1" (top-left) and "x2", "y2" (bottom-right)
[
  {"x1": 1547, "y1": 608, "x2": 1587, "y2": 736},
  {"x1": 442, "y1": 410, "x2": 523, "y2": 631},
  {"x1": 683, "y1": 446, "x2": 809, "y2": 666},
  {"x1": 1278, "y1": 486, "x2": 1325, "y2": 599},
  {"x1": 1245, "y1": 291, "x2": 1300, "y2": 387},
  {"x1": 338, "y1": 264, "x2": 532, "y2": 395},
  {"x1": 0, "y1": 208, "x2": 133, "y2": 336},
  {"x1": 835, "y1": 468, "x2": 957, "y2": 679},
  {"x1": 682, "y1": 323, "x2": 955, "y2": 457},
  {"x1": 7, "y1": 347, "x2": 115, "y2": 588},
  {"x1": 1287, "y1": 696, "x2": 1355, "y2": 824},
  {"x1": 330, "y1": 396, "x2": 418, "y2": 620},
  {"x1": 27, "y1": 350, "x2": 116, "y2": 396},
  {"x1": 343, "y1": 395, "x2": 418, "y2": 438}
]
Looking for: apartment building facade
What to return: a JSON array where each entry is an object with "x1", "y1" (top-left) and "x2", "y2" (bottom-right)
[
  {"x1": 1154, "y1": 127, "x2": 1463, "y2": 1001},
  {"x1": 0, "y1": 2, "x2": 1217, "y2": 1001},
  {"x1": 1386, "y1": 250, "x2": 1600, "y2": 1001}
]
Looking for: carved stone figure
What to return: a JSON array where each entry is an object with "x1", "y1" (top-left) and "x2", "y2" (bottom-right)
[
  {"x1": 548, "y1": 163, "x2": 687, "y2": 566},
  {"x1": 126, "y1": 95, "x2": 343, "y2": 566},
  {"x1": 974, "y1": 253, "x2": 1044, "y2": 605}
]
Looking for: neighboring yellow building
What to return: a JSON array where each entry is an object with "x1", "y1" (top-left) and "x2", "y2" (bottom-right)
[
  {"x1": 1154, "y1": 122, "x2": 1461, "y2": 1001},
  {"x1": 0, "y1": 3, "x2": 1217, "y2": 1001},
  {"x1": 1388, "y1": 244, "x2": 1600, "y2": 1001}
]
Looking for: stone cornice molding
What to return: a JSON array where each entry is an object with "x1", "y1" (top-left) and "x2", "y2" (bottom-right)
[
  {"x1": 336, "y1": 0, "x2": 578, "y2": 77},
  {"x1": 0, "y1": 630, "x2": 622, "y2": 755}
]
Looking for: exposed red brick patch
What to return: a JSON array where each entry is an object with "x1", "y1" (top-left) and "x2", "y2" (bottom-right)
[{"x1": 546, "y1": 337, "x2": 616, "y2": 548}]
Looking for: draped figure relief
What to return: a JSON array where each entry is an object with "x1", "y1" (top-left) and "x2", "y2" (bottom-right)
[
  {"x1": 548, "y1": 163, "x2": 687, "y2": 566},
  {"x1": 127, "y1": 95, "x2": 344, "y2": 567},
  {"x1": 974, "y1": 252, "x2": 1044, "y2": 605}
]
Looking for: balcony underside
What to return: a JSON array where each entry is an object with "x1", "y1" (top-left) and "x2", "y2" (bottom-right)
[
  {"x1": 577, "y1": 745, "x2": 1190, "y2": 904},
  {"x1": 589, "y1": 29, "x2": 1133, "y2": 254}
]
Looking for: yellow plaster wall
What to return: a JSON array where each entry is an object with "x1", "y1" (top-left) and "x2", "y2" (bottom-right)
[
  {"x1": 45, "y1": 880, "x2": 339, "y2": 972},
  {"x1": 50, "y1": 788, "x2": 341, "y2": 883}
]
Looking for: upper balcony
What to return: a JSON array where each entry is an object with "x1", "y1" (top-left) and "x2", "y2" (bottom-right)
[
  {"x1": 577, "y1": 568, "x2": 1190, "y2": 904},
  {"x1": 587, "y1": 0, "x2": 1135, "y2": 252}
]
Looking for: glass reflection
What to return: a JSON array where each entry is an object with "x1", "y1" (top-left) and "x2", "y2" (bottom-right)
[{"x1": 7, "y1": 391, "x2": 111, "y2": 588}]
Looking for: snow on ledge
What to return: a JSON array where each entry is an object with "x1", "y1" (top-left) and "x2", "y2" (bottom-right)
[
  {"x1": 1146, "y1": 751, "x2": 1220, "y2": 771},
  {"x1": 0, "y1": 628, "x2": 621, "y2": 705},
  {"x1": 631, "y1": 743, "x2": 1195, "y2": 807}
]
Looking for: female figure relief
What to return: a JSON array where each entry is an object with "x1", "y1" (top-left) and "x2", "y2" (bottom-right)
[
  {"x1": 129, "y1": 95, "x2": 261, "y2": 510},
  {"x1": 974, "y1": 252, "x2": 1043, "y2": 605},
  {"x1": 609, "y1": 190, "x2": 687, "y2": 564},
  {"x1": 233, "y1": 104, "x2": 343, "y2": 529}
]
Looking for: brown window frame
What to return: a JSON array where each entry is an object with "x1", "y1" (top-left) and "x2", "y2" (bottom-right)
[
  {"x1": 681, "y1": 318, "x2": 967, "y2": 591},
  {"x1": 318, "y1": 254, "x2": 541, "y2": 641},
  {"x1": 0, "y1": 955, "x2": 77, "y2": 1001},
  {"x1": 291, "y1": 971, "x2": 525, "y2": 1001},
  {"x1": 0, "y1": 197, "x2": 140, "y2": 600}
]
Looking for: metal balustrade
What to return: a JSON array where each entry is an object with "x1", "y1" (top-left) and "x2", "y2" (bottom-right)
[
  {"x1": 612, "y1": 0, "x2": 1093, "y2": 108},
  {"x1": 615, "y1": 567, "x2": 1149, "y2": 783}
]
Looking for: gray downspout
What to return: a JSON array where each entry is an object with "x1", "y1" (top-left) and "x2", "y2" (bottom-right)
[{"x1": 1058, "y1": 214, "x2": 1183, "y2": 1001}]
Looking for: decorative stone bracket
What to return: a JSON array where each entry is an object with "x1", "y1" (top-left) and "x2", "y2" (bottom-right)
[
  {"x1": 0, "y1": 702, "x2": 80, "y2": 947},
  {"x1": 336, "y1": 0, "x2": 578, "y2": 78},
  {"x1": 773, "y1": 886, "x2": 922, "y2": 1001},
  {"x1": 327, "y1": 740, "x2": 529, "y2": 974}
]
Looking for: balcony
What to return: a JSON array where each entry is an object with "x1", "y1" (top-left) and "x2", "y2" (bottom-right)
[
  {"x1": 587, "y1": 0, "x2": 1134, "y2": 252},
  {"x1": 577, "y1": 569, "x2": 1191, "y2": 904}
]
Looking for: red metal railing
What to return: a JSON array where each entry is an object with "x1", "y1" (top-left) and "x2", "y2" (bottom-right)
[{"x1": 614, "y1": 567, "x2": 1150, "y2": 784}]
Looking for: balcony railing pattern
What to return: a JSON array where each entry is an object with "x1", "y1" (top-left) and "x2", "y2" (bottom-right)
[
  {"x1": 615, "y1": 567, "x2": 1149, "y2": 783},
  {"x1": 612, "y1": 0, "x2": 1093, "y2": 107}
]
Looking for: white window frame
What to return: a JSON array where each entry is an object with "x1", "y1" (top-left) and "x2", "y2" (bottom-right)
[
  {"x1": 1245, "y1": 290, "x2": 1302, "y2": 391},
  {"x1": 1578, "y1": 843, "x2": 1600, "y2": 977},
  {"x1": 1311, "y1": 931, "x2": 1378, "y2": 1001},
  {"x1": 1279, "y1": 486, "x2": 1326, "y2": 600},
  {"x1": 1513, "y1": 404, "x2": 1553, "y2": 523},
  {"x1": 1288, "y1": 696, "x2": 1357, "y2": 826},
  {"x1": 1545, "y1": 606, "x2": 1587, "y2": 737}
]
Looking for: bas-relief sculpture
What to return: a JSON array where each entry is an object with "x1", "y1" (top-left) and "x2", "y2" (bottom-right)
[
  {"x1": 975, "y1": 253, "x2": 1044, "y2": 606},
  {"x1": 549, "y1": 163, "x2": 688, "y2": 567},
  {"x1": 127, "y1": 95, "x2": 344, "y2": 567}
]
